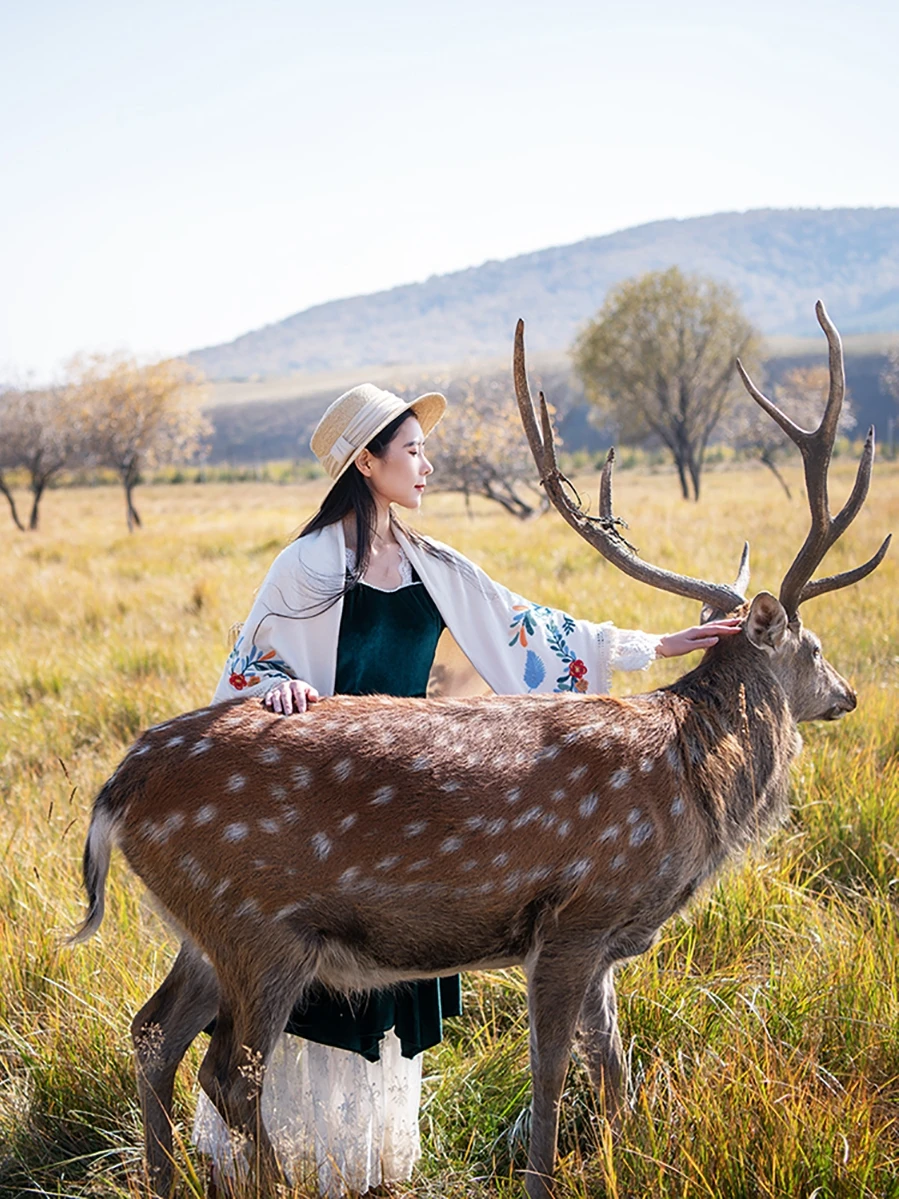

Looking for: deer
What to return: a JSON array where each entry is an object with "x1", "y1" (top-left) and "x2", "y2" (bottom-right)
[{"x1": 72, "y1": 302, "x2": 889, "y2": 1199}]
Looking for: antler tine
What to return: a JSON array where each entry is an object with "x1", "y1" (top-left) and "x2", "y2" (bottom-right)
[
  {"x1": 800, "y1": 533, "x2": 891, "y2": 605},
  {"x1": 599, "y1": 449, "x2": 614, "y2": 519},
  {"x1": 513, "y1": 319, "x2": 544, "y2": 477},
  {"x1": 734, "y1": 542, "x2": 751, "y2": 599},
  {"x1": 538, "y1": 392, "x2": 559, "y2": 475},
  {"x1": 513, "y1": 323, "x2": 745, "y2": 614}
]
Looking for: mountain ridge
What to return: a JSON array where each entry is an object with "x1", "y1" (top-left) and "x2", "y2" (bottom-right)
[{"x1": 188, "y1": 208, "x2": 899, "y2": 381}]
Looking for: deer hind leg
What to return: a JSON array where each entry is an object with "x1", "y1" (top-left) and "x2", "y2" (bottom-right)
[
  {"x1": 131, "y1": 939, "x2": 220, "y2": 1198},
  {"x1": 198, "y1": 955, "x2": 312, "y2": 1194},
  {"x1": 574, "y1": 962, "x2": 624, "y2": 1123},
  {"x1": 524, "y1": 937, "x2": 603, "y2": 1199}
]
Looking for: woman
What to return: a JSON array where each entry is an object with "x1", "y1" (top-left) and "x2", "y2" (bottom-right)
[{"x1": 193, "y1": 382, "x2": 740, "y2": 1195}]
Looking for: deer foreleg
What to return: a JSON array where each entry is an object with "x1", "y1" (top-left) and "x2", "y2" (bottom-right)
[
  {"x1": 131, "y1": 940, "x2": 219, "y2": 1198},
  {"x1": 198, "y1": 963, "x2": 307, "y2": 1194},
  {"x1": 575, "y1": 962, "x2": 623, "y2": 1122},
  {"x1": 524, "y1": 938, "x2": 601, "y2": 1199}
]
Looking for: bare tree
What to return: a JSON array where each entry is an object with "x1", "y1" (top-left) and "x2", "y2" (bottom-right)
[
  {"x1": 69, "y1": 354, "x2": 210, "y2": 530},
  {"x1": 402, "y1": 372, "x2": 548, "y2": 519},
  {"x1": 0, "y1": 384, "x2": 83, "y2": 530},
  {"x1": 573, "y1": 266, "x2": 761, "y2": 500},
  {"x1": 728, "y1": 365, "x2": 855, "y2": 497}
]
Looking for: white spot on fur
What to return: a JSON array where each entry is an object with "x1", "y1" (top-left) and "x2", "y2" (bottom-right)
[
  {"x1": 407, "y1": 858, "x2": 430, "y2": 872},
  {"x1": 276, "y1": 901, "x2": 303, "y2": 920},
  {"x1": 671, "y1": 796, "x2": 685, "y2": 816},
  {"x1": 502, "y1": 870, "x2": 524, "y2": 893},
  {"x1": 568, "y1": 765, "x2": 588, "y2": 782},
  {"x1": 512, "y1": 806, "x2": 542, "y2": 829},
  {"x1": 610, "y1": 768, "x2": 631, "y2": 789},
  {"x1": 311, "y1": 832, "x2": 332, "y2": 859},
  {"x1": 235, "y1": 897, "x2": 259, "y2": 918},
  {"x1": 259, "y1": 817, "x2": 280, "y2": 834},
  {"x1": 627, "y1": 808, "x2": 642, "y2": 825},
  {"x1": 557, "y1": 819, "x2": 572, "y2": 838},
  {"x1": 372, "y1": 785, "x2": 395, "y2": 806},
  {"x1": 527, "y1": 866, "x2": 551, "y2": 884},
  {"x1": 564, "y1": 859, "x2": 593, "y2": 882},
  {"x1": 505, "y1": 787, "x2": 522, "y2": 805},
  {"x1": 551, "y1": 788, "x2": 566, "y2": 803},
  {"x1": 658, "y1": 853, "x2": 673, "y2": 876},
  {"x1": 166, "y1": 735, "x2": 184, "y2": 748},
  {"x1": 332, "y1": 758, "x2": 353, "y2": 782},
  {"x1": 259, "y1": 746, "x2": 281, "y2": 765},
  {"x1": 440, "y1": 836, "x2": 464, "y2": 854},
  {"x1": 339, "y1": 813, "x2": 358, "y2": 833},
  {"x1": 465, "y1": 816, "x2": 486, "y2": 831},
  {"x1": 179, "y1": 854, "x2": 208, "y2": 889},
  {"x1": 411, "y1": 755, "x2": 430, "y2": 772},
  {"x1": 194, "y1": 804, "x2": 217, "y2": 826},
  {"x1": 599, "y1": 824, "x2": 620, "y2": 843},
  {"x1": 133, "y1": 744, "x2": 150, "y2": 756},
  {"x1": 280, "y1": 805, "x2": 299, "y2": 824},
  {"x1": 461, "y1": 859, "x2": 478, "y2": 872},
  {"x1": 338, "y1": 867, "x2": 360, "y2": 887},
  {"x1": 271, "y1": 784, "x2": 287, "y2": 802},
  {"x1": 485, "y1": 818, "x2": 507, "y2": 835},
  {"x1": 226, "y1": 773, "x2": 246, "y2": 793},
  {"x1": 376, "y1": 855, "x2": 401, "y2": 871},
  {"x1": 611, "y1": 853, "x2": 627, "y2": 871},
  {"x1": 493, "y1": 852, "x2": 510, "y2": 868},
  {"x1": 223, "y1": 822, "x2": 248, "y2": 842},
  {"x1": 147, "y1": 812, "x2": 185, "y2": 843},
  {"x1": 213, "y1": 878, "x2": 231, "y2": 899},
  {"x1": 541, "y1": 812, "x2": 558, "y2": 830},
  {"x1": 579, "y1": 793, "x2": 599, "y2": 818},
  {"x1": 404, "y1": 820, "x2": 428, "y2": 837},
  {"x1": 629, "y1": 822, "x2": 654, "y2": 847},
  {"x1": 640, "y1": 757, "x2": 655, "y2": 774},
  {"x1": 440, "y1": 780, "x2": 461, "y2": 793},
  {"x1": 535, "y1": 744, "x2": 560, "y2": 762},
  {"x1": 466, "y1": 752, "x2": 483, "y2": 767},
  {"x1": 292, "y1": 764, "x2": 312, "y2": 789}
]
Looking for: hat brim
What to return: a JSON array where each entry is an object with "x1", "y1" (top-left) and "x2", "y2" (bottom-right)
[{"x1": 326, "y1": 391, "x2": 447, "y2": 487}]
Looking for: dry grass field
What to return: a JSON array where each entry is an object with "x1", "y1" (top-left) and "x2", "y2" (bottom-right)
[{"x1": 1, "y1": 459, "x2": 897, "y2": 1198}]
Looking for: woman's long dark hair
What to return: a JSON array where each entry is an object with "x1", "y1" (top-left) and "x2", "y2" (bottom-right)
[{"x1": 299, "y1": 410, "x2": 412, "y2": 584}]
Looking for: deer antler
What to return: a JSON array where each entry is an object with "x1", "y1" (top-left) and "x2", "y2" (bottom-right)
[
  {"x1": 736, "y1": 301, "x2": 891, "y2": 618},
  {"x1": 514, "y1": 319, "x2": 748, "y2": 614}
]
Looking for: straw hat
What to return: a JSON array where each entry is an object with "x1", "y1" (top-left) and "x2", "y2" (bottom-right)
[{"x1": 310, "y1": 383, "x2": 446, "y2": 484}]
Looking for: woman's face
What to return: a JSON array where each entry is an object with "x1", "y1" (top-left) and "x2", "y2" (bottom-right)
[{"x1": 356, "y1": 415, "x2": 434, "y2": 510}]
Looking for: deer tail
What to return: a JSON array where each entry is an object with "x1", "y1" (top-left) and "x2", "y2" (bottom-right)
[{"x1": 68, "y1": 778, "x2": 125, "y2": 944}]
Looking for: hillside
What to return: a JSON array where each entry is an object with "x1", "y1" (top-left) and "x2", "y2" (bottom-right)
[{"x1": 189, "y1": 208, "x2": 899, "y2": 380}]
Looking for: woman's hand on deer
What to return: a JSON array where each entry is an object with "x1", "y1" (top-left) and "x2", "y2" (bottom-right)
[
  {"x1": 263, "y1": 679, "x2": 320, "y2": 714},
  {"x1": 655, "y1": 618, "x2": 743, "y2": 659}
]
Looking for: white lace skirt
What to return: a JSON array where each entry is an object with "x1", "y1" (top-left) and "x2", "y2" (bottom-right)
[{"x1": 192, "y1": 1030, "x2": 422, "y2": 1197}]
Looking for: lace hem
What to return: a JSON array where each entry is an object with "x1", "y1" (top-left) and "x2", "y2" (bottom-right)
[
  {"x1": 192, "y1": 1030, "x2": 422, "y2": 1198},
  {"x1": 345, "y1": 546, "x2": 415, "y2": 591}
]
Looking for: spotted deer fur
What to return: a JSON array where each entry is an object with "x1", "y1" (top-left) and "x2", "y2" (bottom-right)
[{"x1": 73, "y1": 305, "x2": 888, "y2": 1199}]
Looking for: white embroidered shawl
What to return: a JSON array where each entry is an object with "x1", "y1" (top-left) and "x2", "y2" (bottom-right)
[{"x1": 214, "y1": 522, "x2": 660, "y2": 704}]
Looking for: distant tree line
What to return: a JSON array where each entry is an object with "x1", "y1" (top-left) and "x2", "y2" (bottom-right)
[{"x1": 0, "y1": 355, "x2": 210, "y2": 531}]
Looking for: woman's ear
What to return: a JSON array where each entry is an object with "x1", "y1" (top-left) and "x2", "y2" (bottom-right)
[
  {"x1": 354, "y1": 451, "x2": 373, "y2": 478},
  {"x1": 744, "y1": 592, "x2": 788, "y2": 654}
]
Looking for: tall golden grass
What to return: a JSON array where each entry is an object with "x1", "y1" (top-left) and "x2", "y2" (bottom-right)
[{"x1": 1, "y1": 459, "x2": 897, "y2": 1197}]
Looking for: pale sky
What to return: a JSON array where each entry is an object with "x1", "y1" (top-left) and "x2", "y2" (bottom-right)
[{"x1": 2, "y1": 0, "x2": 897, "y2": 381}]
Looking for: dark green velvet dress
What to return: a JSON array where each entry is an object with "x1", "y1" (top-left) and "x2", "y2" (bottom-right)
[{"x1": 283, "y1": 568, "x2": 463, "y2": 1062}]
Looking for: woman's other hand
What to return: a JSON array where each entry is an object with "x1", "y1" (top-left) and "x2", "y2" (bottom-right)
[
  {"x1": 263, "y1": 679, "x2": 321, "y2": 714},
  {"x1": 656, "y1": 618, "x2": 743, "y2": 659}
]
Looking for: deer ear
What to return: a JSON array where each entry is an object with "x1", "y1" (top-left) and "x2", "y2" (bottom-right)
[{"x1": 744, "y1": 592, "x2": 788, "y2": 653}]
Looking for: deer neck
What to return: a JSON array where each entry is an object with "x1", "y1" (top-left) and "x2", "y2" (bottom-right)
[{"x1": 664, "y1": 639, "x2": 801, "y2": 858}]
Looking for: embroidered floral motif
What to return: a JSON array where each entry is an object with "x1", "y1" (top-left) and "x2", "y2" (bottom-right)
[
  {"x1": 225, "y1": 641, "x2": 290, "y2": 692},
  {"x1": 510, "y1": 605, "x2": 589, "y2": 693}
]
